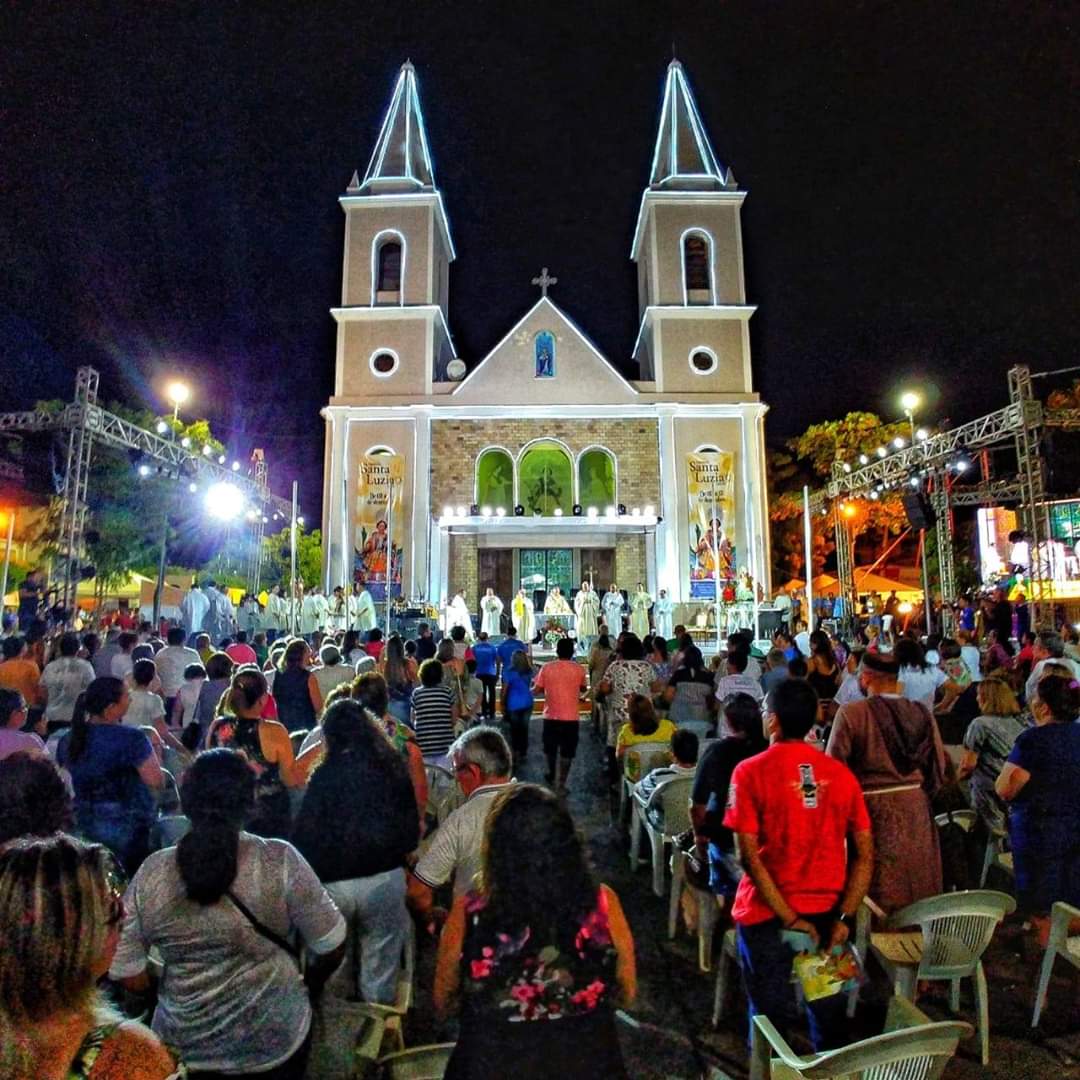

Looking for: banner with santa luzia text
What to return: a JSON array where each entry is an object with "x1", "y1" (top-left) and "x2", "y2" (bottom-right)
[
  {"x1": 355, "y1": 453, "x2": 406, "y2": 600},
  {"x1": 687, "y1": 450, "x2": 736, "y2": 599}
]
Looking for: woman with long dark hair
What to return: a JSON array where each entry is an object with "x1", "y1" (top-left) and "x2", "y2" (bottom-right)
[
  {"x1": 293, "y1": 700, "x2": 419, "y2": 1003},
  {"x1": 206, "y1": 668, "x2": 301, "y2": 839},
  {"x1": 379, "y1": 633, "x2": 417, "y2": 725},
  {"x1": 664, "y1": 643, "x2": 716, "y2": 738},
  {"x1": 0, "y1": 834, "x2": 180, "y2": 1079},
  {"x1": 434, "y1": 785, "x2": 636, "y2": 1078},
  {"x1": 111, "y1": 749, "x2": 346, "y2": 1078},
  {"x1": 56, "y1": 676, "x2": 163, "y2": 874},
  {"x1": 274, "y1": 639, "x2": 323, "y2": 734}
]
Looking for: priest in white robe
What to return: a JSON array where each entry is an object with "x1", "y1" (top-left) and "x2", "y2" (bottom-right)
[
  {"x1": 299, "y1": 587, "x2": 322, "y2": 639},
  {"x1": 630, "y1": 583, "x2": 652, "y2": 639},
  {"x1": 350, "y1": 582, "x2": 377, "y2": 634},
  {"x1": 511, "y1": 588, "x2": 535, "y2": 643},
  {"x1": 480, "y1": 587, "x2": 504, "y2": 637},
  {"x1": 602, "y1": 584, "x2": 625, "y2": 635},
  {"x1": 543, "y1": 586, "x2": 572, "y2": 616},
  {"x1": 653, "y1": 589, "x2": 674, "y2": 640},
  {"x1": 447, "y1": 591, "x2": 474, "y2": 642},
  {"x1": 574, "y1": 580, "x2": 600, "y2": 653},
  {"x1": 327, "y1": 586, "x2": 348, "y2": 633}
]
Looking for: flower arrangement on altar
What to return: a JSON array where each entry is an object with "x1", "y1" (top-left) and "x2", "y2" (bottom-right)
[{"x1": 541, "y1": 618, "x2": 569, "y2": 648}]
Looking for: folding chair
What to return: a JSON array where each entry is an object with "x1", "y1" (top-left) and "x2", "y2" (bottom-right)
[{"x1": 629, "y1": 773, "x2": 692, "y2": 896}]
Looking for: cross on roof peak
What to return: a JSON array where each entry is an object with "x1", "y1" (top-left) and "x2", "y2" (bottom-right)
[{"x1": 531, "y1": 267, "x2": 557, "y2": 297}]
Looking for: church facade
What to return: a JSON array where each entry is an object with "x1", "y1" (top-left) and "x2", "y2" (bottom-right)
[{"x1": 321, "y1": 60, "x2": 770, "y2": 624}]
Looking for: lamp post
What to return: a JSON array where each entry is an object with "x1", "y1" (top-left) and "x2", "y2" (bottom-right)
[
  {"x1": 900, "y1": 390, "x2": 933, "y2": 634},
  {"x1": 167, "y1": 381, "x2": 190, "y2": 423},
  {"x1": 0, "y1": 509, "x2": 14, "y2": 615}
]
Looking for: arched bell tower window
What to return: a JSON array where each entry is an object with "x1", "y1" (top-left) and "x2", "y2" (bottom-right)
[
  {"x1": 681, "y1": 230, "x2": 714, "y2": 305},
  {"x1": 372, "y1": 231, "x2": 405, "y2": 305}
]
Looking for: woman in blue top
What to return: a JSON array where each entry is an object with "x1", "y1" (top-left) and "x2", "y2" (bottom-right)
[
  {"x1": 501, "y1": 649, "x2": 534, "y2": 769},
  {"x1": 997, "y1": 673, "x2": 1080, "y2": 942},
  {"x1": 57, "y1": 677, "x2": 164, "y2": 874}
]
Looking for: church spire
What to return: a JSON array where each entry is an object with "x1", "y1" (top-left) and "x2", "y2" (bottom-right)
[
  {"x1": 357, "y1": 61, "x2": 438, "y2": 194},
  {"x1": 647, "y1": 60, "x2": 733, "y2": 191}
]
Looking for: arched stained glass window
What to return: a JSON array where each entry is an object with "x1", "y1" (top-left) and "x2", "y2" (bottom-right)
[
  {"x1": 475, "y1": 448, "x2": 514, "y2": 511},
  {"x1": 578, "y1": 448, "x2": 616, "y2": 511},
  {"x1": 534, "y1": 331, "x2": 555, "y2": 378},
  {"x1": 519, "y1": 441, "x2": 572, "y2": 515}
]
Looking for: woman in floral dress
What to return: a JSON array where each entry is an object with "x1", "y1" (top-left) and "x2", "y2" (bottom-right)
[
  {"x1": 598, "y1": 634, "x2": 656, "y2": 775},
  {"x1": 435, "y1": 784, "x2": 636, "y2": 1079}
]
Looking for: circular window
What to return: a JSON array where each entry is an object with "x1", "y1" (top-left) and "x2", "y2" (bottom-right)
[
  {"x1": 369, "y1": 350, "x2": 399, "y2": 378},
  {"x1": 690, "y1": 348, "x2": 717, "y2": 375}
]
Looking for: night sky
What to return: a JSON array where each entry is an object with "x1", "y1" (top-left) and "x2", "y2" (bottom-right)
[{"x1": 3, "y1": 2, "x2": 1076, "y2": 519}]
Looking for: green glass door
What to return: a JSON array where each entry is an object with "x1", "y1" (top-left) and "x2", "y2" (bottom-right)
[{"x1": 519, "y1": 548, "x2": 574, "y2": 601}]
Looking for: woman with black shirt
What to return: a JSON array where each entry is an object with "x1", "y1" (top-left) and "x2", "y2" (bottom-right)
[{"x1": 292, "y1": 699, "x2": 419, "y2": 1004}]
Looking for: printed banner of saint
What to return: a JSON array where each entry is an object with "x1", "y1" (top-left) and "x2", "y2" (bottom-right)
[
  {"x1": 687, "y1": 450, "x2": 736, "y2": 599},
  {"x1": 354, "y1": 453, "x2": 406, "y2": 600}
]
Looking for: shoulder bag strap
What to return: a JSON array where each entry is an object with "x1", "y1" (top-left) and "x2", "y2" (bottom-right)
[{"x1": 226, "y1": 890, "x2": 300, "y2": 961}]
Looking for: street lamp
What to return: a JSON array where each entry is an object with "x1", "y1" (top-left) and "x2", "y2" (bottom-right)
[
  {"x1": 899, "y1": 389, "x2": 932, "y2": 634},
  {"x1": 166, "y1": 381, "x2": 190, "y2": 422}
]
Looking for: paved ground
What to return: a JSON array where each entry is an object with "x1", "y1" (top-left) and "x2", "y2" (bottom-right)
[{"x1": 409, "y1": 714, "x2": 1080, "y2": 1078}]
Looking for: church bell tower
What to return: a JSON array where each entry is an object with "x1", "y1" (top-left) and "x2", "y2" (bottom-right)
[
  {"x1": 333, "y1": 61, "x2": 457, "y2": 400},
  {"x1": 631, "y1": 61, "x2": 754, "y2": 396}
]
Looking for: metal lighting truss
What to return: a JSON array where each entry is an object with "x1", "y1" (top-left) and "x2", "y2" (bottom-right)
[
  {"x1": 817, "y1": 364, "x2": 1061, "y2": 622},
  {"x1": 0, "y1": 366, "x2": 291, "y2": 610}
]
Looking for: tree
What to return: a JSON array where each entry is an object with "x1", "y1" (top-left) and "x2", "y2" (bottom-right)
[
  {"x1": 259, "y1": 524, "x2": 323, "y2": 590},
  {"x1": 768, "y1": 411, "x2": 912, "y2": 584}
]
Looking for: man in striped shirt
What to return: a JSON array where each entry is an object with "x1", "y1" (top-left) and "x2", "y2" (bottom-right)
[{"x1": 412, "y1": 658, "x2": 457, "y2": 760}]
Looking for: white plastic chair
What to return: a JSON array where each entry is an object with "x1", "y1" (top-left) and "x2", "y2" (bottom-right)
[
  {"x1": 337, "y1": 920, "x2": 416, "y2": 1054},
  {"x1": 629, "y1": 773, "x2": 692, "y2": 896},
  {"x1": 711, "y1": 927, "x2": 740, "y2": 1025},
  {"x1": 1032, "y1": 901, "x2": 1080, "y2": 1027},
  {"x1": 424, "y1": 763, "x2": 463, "y2": 827},
  {"x1": 749, "y1": 995, "x2": 972, "y2": 1080},
  {"x1": 378, "y1": 1042, "x2": 456, "y2": 1079},
  {"x1": 863, "y1": 889, "x2": 1015, "y2": 1065},
  {"x1": 618, "y1": 741, "x2": 671, "y2": 822},
  {"x1": 980, "y1": 826, "x2": 1013, "y2": 886},
  {"x1": 668, "y1": 846, "x2": 719, "y2": 971}
]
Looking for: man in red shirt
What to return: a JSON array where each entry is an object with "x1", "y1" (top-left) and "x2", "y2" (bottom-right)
[
  {"x1": 533, "y1": 637, "x2": 587, "y2": 792},
  {"x1": 724, "y1": 678, "x2": 873, "y2": 1051}
]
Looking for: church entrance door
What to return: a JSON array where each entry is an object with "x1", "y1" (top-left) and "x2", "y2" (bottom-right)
[
  {"x1": 581, "y1": 548, "x2": 616, "y2": 591},
  {"x1": 478, "y1": 549, "x2": 514, "y2": 615},
  {"x1": 519, "y1": 548, "x2": 573, "y2": 610}
]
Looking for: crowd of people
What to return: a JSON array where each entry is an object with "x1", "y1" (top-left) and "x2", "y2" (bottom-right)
[{"x1": 0, "y1": 580, "x2": 1078, "y2": 1076}]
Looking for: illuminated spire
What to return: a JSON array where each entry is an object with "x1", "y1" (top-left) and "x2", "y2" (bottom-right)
[
  {"x1": 647, "y1": 60, "x2": 733, "y2": 191},
  {"x1": 359, "y1": 61, "x2": 437, "y2": 193}
]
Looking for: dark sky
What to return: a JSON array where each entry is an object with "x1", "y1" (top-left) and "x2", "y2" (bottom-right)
[{"x1": 3, "y1": 2, "x2": 1077, "y2": 519}]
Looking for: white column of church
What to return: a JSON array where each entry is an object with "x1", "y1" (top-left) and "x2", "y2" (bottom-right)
[
  {"x1": 645, "y1": 529, "x2": 657, "y2": 596},
  {"x1": 412, "y1": 410, "x2": 432, "y2": 600},
  {"x1": 325, "y1": 411, "x2": 348, "y2": 592},
  {"x1": 739, "y1": 404, "x2": 766, "y2": 604},
  {"x1": 656, "y1": 408, "x2": 680, "y2": 598}
]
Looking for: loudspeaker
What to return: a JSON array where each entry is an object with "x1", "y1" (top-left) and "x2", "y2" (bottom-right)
[{"x1": 902, "y1": 492, "x2": 935, "y2": 530}]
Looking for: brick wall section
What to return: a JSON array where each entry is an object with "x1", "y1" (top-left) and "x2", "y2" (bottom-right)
[
  {"x1": 448, "y1": 534, "x2": 479, "y2": 608},
  {"x1": 430, "y1": 419, "x2": 660, "y2": 510},
  {"x1": 615, "y1": 535, "x2": 646, "y2": 592}
]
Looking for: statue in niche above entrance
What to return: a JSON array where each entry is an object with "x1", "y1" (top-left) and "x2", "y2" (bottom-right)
[{"x1": 534, "y1": 330, "x2": 555, "y2": 378}]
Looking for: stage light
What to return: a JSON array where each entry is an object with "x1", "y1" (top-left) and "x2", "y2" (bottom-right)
[
  {"x1": 167, "y1": 381, "x2": 190, "y2": 410},
  {"x1": 910, "y1": 477, "x2": 920, "y2": 488},
  {"x1": 181, "y1": 436, "x2": 191, "y2": 448},
  {"x1": 514, "y1": 505, "x2": 525, "y2": 517},
  {"x1": 842, "y1": 463, "x2": 851, "y2": 472},
  {"x1": 893, "y1": 437, "x2": 905, "y2": 449},
  {"x1": 554, "y1": 508, "x2": 564, "y2": 517},
  {"x1": 631, "y1": 507, "x2": 641, "y2": 517},
  {"x1": 842, "y1": 504, "x2": 857, "y2": 519},
  {"x1": 155, "y1": 420, "x2": 168, "y2": 435},
  {"x1": 297, "y1": 516, "x2": 305, "y2": 526},
  {"x1": 469, "y1": 503, "x2": 479, "y2": 516},
  {"x1": 916, "y1": 428, "x2": 929, "y2": 441},
  {"x1": 605, "y1": 505, "x2": 616, "y2": 517},
  {"x1": 587, "y1": 507, "x2": 599, "y2": 519},
  {"x1": 231, "y1": 461, "x2": 240, "y2": 472},
  {"x1": 898, "y1": 601, "x2": 913, "y2": 614},
  {"x1": 217, "y1": 454, "x2": 226, "y2": 464},
  {"x1": 188, "y1": 482, "x2": 198, "y2": 493},
  {"x1": 262, "y1": 515, "x2": 269, "y2": 523},
  {"x1": 954, "y1": 460, "x2": 969, "y2": 473},
  {"x1": 858, "y1": 454, "x2": 869, "y2": 465},
  {"x1": 572, "y1": 504, "x2": 583, "y2": 516},
  {"x1": 644, "y1": 504, "x2": 655, "y2": 517},
  {"x1": 137, "y1": 464, "x2": 151, "y2": 478},
  {"x1": 456, "y1": 505, "x2": 466, "y2": 517},
  {"x1": 876, "y1": 446, "x2": 887, "y2": 458},
  {"x1": 205, "y1": 482, "x2": 244, "y2": 520},
  {"x1": 442, "y1": 505, "x2": 454, "y2": 518},
  {"x1": 480, "y1": 506, "x2": 492, "y2": 518},
  {"x1": 245, "y1": 509, "x2": 258, "y2": 522},
  {"x1": 203, "y1": 445, "x2": 213, "y2": 456},
  {"x1": 870, "y1": 490, "x2": 880, "y2": 500},
  {"x1": 495, "y1": 507, "x2": 506, "y2": 517},
  {"x1": 617, "y1": 503, "x2": 627, "y2": 515}
]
